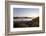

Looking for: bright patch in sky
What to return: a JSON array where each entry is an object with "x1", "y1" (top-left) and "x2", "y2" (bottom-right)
[{"x1": 13, "y1": 8, "x2": 39, "y2": 18}]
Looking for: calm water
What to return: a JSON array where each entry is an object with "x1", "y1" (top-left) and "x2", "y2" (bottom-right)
[{"x1": 13, "y1": 18, "x2": 32, "y2": 21}]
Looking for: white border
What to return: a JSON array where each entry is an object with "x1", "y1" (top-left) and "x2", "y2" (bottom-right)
[{"x1": 10, "y1": 5, "x2": 42, "y2": 32}]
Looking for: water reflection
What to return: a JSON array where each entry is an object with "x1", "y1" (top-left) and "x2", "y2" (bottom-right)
[{"x1": 14, "y1": 18, "x2": 32, "y2": 21}]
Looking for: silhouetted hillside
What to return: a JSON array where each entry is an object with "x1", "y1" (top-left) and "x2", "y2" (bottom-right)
[
  {"x1": 32, "y1": 17, "x2": 39, "y2": 27},
  {"x1": 26, "y1": 17, "x2": 39, "y2": 27}
]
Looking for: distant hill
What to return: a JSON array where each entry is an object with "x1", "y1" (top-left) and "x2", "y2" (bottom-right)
[{"x1": 13, "y1": 17, "x2": 32, "y2": 19}]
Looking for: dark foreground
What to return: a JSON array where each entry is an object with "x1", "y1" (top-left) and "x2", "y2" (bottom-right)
[{"x1": 13, "y1": 17, "x2": 39, "y2": 28}]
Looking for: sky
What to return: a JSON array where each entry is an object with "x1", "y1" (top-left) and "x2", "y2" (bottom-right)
[{"x1": 13, "y1": 8, "x2": 39, "y2": 18}]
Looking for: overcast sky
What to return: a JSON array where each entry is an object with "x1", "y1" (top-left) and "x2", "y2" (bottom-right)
[{"x1": 13, "y1": 8, "x2": 39, "y2": 18}]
